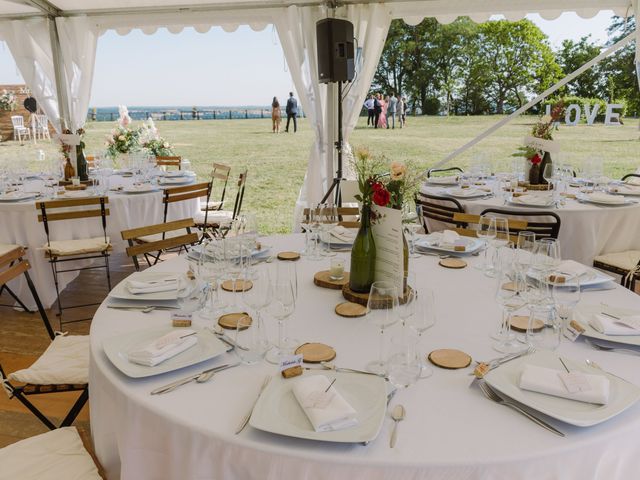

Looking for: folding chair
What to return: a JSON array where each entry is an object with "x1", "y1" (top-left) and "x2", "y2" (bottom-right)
[
  {"x1": 201, "y1": 162, "x2": 231, "y2": 212},
  {"x1": 156, "y1": 155, "x2": 182, "y2": 170},
  {"x1": 302, "y1": 207, "x2": 361, "y2": 228},
  {"x1": 0, "y1": 247, "x2": 89, "y2": 430},
  {"x1": 593, "y1": 252, "x2": 640, "y2": 290},
  {"x1": 35, "y1": 197, "x2": 112, "y2": 323},
  {"x1": 622, "y1": 173, "x2": 640, "y2": 184},
  {"x1": 122, "y1": 218, "x2": 200, "y2": 271},
  {"x1": 133, "y1": 182, "x2": 211, "y2": 264},
  {"x1": 480, "y1": 208, "x2": 561, "y2": 240},
  {"x1": 427, "y1": 166, "x2": 463, "y2": 178},
  {"x1": 0, "y1": 243, "x2": 34, "y2": 313},
  {"x1": 196, "y1": 170, "x2": 247, "y2": 238},
  {"x1": 452, "y1": 212, "x2": 528, "y2": 244},
  {"x1": 415, "y1": 192, "x2": 466, "y2": 233}
]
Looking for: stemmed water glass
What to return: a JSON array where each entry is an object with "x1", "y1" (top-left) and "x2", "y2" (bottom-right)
[
  {"x1": 197, "y1": 239, "x2": 227, "y2": 319},
  {"x1": 475, "y1": 215, "x2": 496, "y2": 271},
  {"x1": 239, "y1": 269, "x2": 272, "y2": 364},
  {"x1": 494, "y1": 266, "x2": 529, "y2": 353},
  {"x1": 405, "y1": 288, "x2": 436, "y2": 378},
  {"x1": 306, "y1": 205, "x2": 322, "y2": 261},
  {"x1": 320, "y1": 204, "x2": 339, "y2": 256},
  {"x1": 515, "y1": 231, "x2": 536, "y2": 274},
  {"x1": 366, "y1": 281, "x2": 399, "y2": 375},
  {"x1": 387, "y1": 330, "x2": 423, "y2": 389},
  {"x1": 550, "y1": 273, "x2": 581, "y2": 336},
  {"x1": 266, "y1": 280, "x2": 296, "y2": 364}
]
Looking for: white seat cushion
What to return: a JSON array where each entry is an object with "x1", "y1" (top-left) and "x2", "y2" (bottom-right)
[
  {"x1": 200, "y1": 200, "x2": 223, "y2": 211},
  {"x1": 194, "y1": 210, "x2": 233, "y2": 226},
  {"x1": 0, "y1": 427, "x2": 101, "y2": 480},
  {"x1": 594, "y1": 251, "x2": 640, "y2": 271},
  {"x1": 9, "y1": 335, "x2": 89, "y2": 385},
  {"x1": 0, "y1": 243, "x2": 20, "y2": 256},
  {"x1": 43, "y1": 237, "x2": 110, "y2": 256},
  {"x1": 136, "y1": 229, "x2": 192, "y2": 243}
]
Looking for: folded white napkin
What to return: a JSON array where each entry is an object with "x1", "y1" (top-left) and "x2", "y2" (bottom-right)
[
  {"x1": 292, "y1": 375, "x2": 358, "y2": 432},
  {"x1": 515, "y1": 194, "x2": 553, "y2": 206},
  {"x1": 519, "y1": 364, "x2": 610, "y2": 405},
  {"x1": 587, "y1": 192, "x2": 625, "y2": 204},
  {"x1": 126, "y1": 276, "x2": 179, "y2": 294},
  {"x1": 589, "y1": 313, "x2": 640, "y2": 336},
  {"x1": 557, "y1": 260, "x2": 590, "y2": 278},
  {"x1": 330, "y1": 226, "x2": 357, "y2": 243},
  {"x1": 128, "y1": 330, "x2": 198, "y2": 367},
  {"x1": 441, "y1": 230, "x2": 460, "y2": 244}
]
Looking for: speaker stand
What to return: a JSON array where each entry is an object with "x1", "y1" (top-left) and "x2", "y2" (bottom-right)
[{"x1": 320, "y1": 80, "x2": 344, "y2": 207}]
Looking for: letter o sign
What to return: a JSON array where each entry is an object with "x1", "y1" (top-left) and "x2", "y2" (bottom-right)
[{"x1": 565, "y1": 104, "x2": 581, "y2": 126}]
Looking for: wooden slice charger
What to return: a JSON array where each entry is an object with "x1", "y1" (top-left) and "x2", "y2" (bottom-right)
[
  {"x1": 277, "y1": 251, "x2": 300, "y2": 261},
  {"x1": 428, "y1": 349, "x2": 472, "y2": 369},
  {"x1": 335, "y1": 301, "x2": 367, "y2": 318},
  {"x1": 295, "y1": 342, "x2": 336, "y2": 363},
  {"x1": 220, "y1": 279, "x2": 253, "y2": 292},
  {"x1": 314, "y1": 270, "x2": 350, "y2": 290},
  {"x1": 510, "y1": 315, "x2": 544, "y2": 333},
  {"x1": 439, "y1": 258, "x2": 467, "y2": 269},
  {"x1": 218, "y1": 312, "x2": 252, "y2": 330}
]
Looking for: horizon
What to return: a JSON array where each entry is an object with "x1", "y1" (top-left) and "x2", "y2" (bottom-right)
[{"x1": 0, "y1": 11, "x2": 618, "y2": 107}]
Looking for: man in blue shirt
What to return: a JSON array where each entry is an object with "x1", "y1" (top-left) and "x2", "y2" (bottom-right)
[{"x1": 285, "y1": 92, "x2": 298, "y2": 133}]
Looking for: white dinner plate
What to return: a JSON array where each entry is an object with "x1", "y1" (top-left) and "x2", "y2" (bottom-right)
[
  {"x1": 158, "y1": 177, "x2": 195, "y2": 186},
  {"x1": 186, "y1": 244, "x2": 272, "y2": 262},
  {"x1": 610, "y1": 186, "x2": 640, "y2": 197},
  {"x1": 576, "y1": 193, "x2": 635, "y2": 206},
  {"x1": 426, "y1": 176, "x2": 459, "y2": 186},
  {"x1": 508, "y1": 195, "x2": 555, "y2": 208},
  {"x1": 415, "y1": 234, "x2": 484, "y2": 255},
  {"x1": 527, "y1": 267, "x2": 614, "y2": 288},
  {"x1": 443, "y1": 187, "x2": 489, "y2": 199},
  {"x1": 108, "y1": 272, "x2": 193, "y2": 301},
  {"x1": 121, "y1": 185, "x2": 160, "y2": 194},
  {"x1": 319, "y1": 230, "x2": 357, "y2": 247},
  {"x1": 249, "y1": 370, "x2": 387, "y2": 443},
  {"x1": 484, "y1": 350, "x2": 640, "y2": 427},
  {"x1": 0, "y1": 192, "x2": 38, "y2": 202},
  {"x1": 102, "y1": 326, "x2": 230, "y2": 378},
  {"x1": 574, "y1": 304, "x2": 640, "y2": 347}
]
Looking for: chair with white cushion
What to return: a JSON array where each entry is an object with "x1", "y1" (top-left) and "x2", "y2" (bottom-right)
[
  {"x1": 200, "y1": 162, "x2": 231, "y2": 212},
  {"x1": 0, "y1": 243, "x2": 35, "y2": 313},
  {"x1": 593, "y1": 251, "x2": 640, "y2": 290},
  {"x1": 35, "y1": 197, "x2": 112, "y2": 323},
  {"x1": 11, "y1": 115, "x2": 31, "y2": 144},
  {"x1": 0, "y1": 427, "x2": 103, "y2": 479},
  {"x1": 0, "y1": 247, "x2": 89, "y2": 430},
  {"x1": 196, "y1": 169, "x2": 247, "y2": 238}
]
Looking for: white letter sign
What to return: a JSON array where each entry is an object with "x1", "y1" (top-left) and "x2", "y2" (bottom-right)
[{"x1": 604, "y1": 104, "x2": 622, "y2": 125}]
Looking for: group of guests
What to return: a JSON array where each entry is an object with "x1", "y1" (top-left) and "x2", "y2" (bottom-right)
[
  {"x1": 271, "y1": 92, "x2": 298, "y2": 133},
  {"x1": 364, "y1": 93, "x2": 407, "y2": 129}
]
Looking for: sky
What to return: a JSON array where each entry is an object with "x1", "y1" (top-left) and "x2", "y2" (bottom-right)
[{"x1": 0, "y1": 10, "x2": 618, "y2": 107}]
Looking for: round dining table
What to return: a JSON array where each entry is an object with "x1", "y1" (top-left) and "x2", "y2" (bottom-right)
[
  {"x1": 89, "y1": 234, "x2": 640, "y2": 480},
  {"x1": 420, "y1": 182, "x2": 640, "y2": 266},
  {"x1": 0, "y1": 173, "x2": 199, "y2": 308}
]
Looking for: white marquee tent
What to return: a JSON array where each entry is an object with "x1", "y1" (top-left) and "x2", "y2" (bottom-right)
[{"x1": 0, "y1": 0, "x2": 637, "y2": 221}]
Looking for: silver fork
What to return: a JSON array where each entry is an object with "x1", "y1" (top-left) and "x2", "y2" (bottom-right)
[
  {"x1": 478, "y1": 382, "x2": 564, "y2": 437},
  {"x1": 584, "y1": 338, "x2": 640, "y2": 357}
]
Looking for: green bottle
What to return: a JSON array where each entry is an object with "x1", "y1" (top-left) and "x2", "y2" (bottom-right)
[{"x1": 349, "y1": 204, "x2": 376, "y2": 293}]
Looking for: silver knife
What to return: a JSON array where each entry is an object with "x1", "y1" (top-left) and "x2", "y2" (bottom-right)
[
  {"x1": 235, "y1": 375, "x2": 272, "y2": 434},
  {"x1": 150, "y1": 363, "x2": 238, "y2": 395}
]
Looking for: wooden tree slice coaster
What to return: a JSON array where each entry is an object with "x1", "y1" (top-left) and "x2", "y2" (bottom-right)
[
  {"x1": 342, "y1": 284, "x2": 412, "y2": 307},
  {"x1": 218, "y1": 312, "x2": 252, "y2": 330},
  {"x1": 439, "y1": 258, "x2": 467, "y2": 269},
  {"x1": 277, "y1": 251, "x2": 300, "y2": 261},
  {"x1": 295, "y1": 342, "x2": 336, "y2": 363},
  {"x1": 510, "y1": 315, "x2": 544, "y2": 333},
  {"x1": 428, "y1": 349, "x2": 472, "y2": 369},
  {"x1": 314, "y1": 270, "x2": 350, "y2": 289},
  {"x1": 335, "y1": 301, "x2": 367, "y2": 318},
  {"x1": 220, "y1": 279, "x2": 253, "y2": 292}
]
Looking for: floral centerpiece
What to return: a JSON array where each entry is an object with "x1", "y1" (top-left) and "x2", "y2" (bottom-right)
[
  {"x1": 0, "y1": 90, "x2": 17, "y2": 111},
  {"x1": 513, "y1": 102, "x2": 564, "y2": 185},
  {"x1": 138, "y1": 118, "x2": 174, "y2": 156},
  {"x1": 105, "y1": 106, "x2": 140, "y2": 159}
]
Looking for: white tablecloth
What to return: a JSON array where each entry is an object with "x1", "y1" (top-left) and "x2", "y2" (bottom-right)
[
  {"x1": 420, "y1": 184, "x2": 640, "y2": 265},
  {"x1": 0, "y1": 175, "x2": 199, "y2": 308},
  {"x1": 90, "y1": 234, "x2": 640, "y2": 480}
]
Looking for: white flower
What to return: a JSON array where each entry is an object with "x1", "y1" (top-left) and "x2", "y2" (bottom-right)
[{"x1": 118, "y1": 135, "x2": 125, "y2": 141}]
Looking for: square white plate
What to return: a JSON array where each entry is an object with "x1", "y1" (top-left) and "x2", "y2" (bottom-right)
[
  {"x1": 415, "y1": 234, "x2": 483, "y2": 255},
  {"x1": 108, "y1": 272, "x2": 191, "y2": 301},
  {"x1": 0, "y1": 192, "x2": 38, "y2": 202},
  {"x1": 484, "y1": 350, "x2": 640, "y2": 427},
  {"x1": 576, "y1": 193, "x2": 635, "y2": 206},
  {"x1": 103, "y1": 326, "x2": 230, "y2": 378},
  {"x1": 527, "y1": 268, "x2": 614, "y2": 288},
  {"x1": 249, "y1": 371, "x2": 387, "y2": 443},
  {"x1": 443, "y1": 187, "x2": 489, "y2": 199},
  {"x1": 426, "y1": 177, "x2": 459, "y2": 186},
  {"x1": 574, "y1": 305, "x2": 640, "y2": 347},
  {"x1": 158, "y1": 177, "x2": 195, "y2": 186},
  {"x1": 508, "y1": 195, "x2": 555, "y2": 208},
  {"x1": 121, "y1": 185, "x2": 160, "y2": 194}
]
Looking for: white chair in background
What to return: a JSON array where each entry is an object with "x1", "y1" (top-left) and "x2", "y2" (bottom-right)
[
  {"x1": 32, "y1": 114, "x2": 50, "y2": 141},
  {"x1": 11, "y1": 115, "x2": 31, "y2": 143}
]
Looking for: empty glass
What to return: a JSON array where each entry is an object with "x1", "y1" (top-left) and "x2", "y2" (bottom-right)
[
  {"x1": 366, "y1": 281, "x2": 399, "y2": 375},
  {"x1": 475, "y1": 215, "x2": 496, "y2": 271},
  {"x1": 531, "y1": 238, "x2": 561, "y2": 275},
  {"x1": 266, "y1": 281, "x2": 296, "y2": 364},
  {"x1": 387, "y1": 331, "x2": 423, "y2": 389},
  {"x1": 515, "y1": 231, "x2": 536, "y2": 274},
  {"x1": 494, "y1": 267, "x2": 529, "y2": 353},
  {"x1": 526, "y1": 304, "x2": 561, "y2": 351},
  {"x1": 550, "y1": 273, "x2": 581, "y2": 335},
  {"x1": 234, "y1": 315, "x2": 269, "y2": 365}
]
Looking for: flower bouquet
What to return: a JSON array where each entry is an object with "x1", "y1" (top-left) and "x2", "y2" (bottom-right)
[
  {"x1": 139, "y1": 118, "x2": 174, "y2": 157},
  {"x1": 0, "y1": 90, "x2": 17, "y2": 111}
]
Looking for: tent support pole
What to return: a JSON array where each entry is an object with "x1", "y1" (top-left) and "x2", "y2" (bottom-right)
[
  {"x1": 48, "y1": 16, "x2": 70, "y2": 132},
  {"x1": 431, "y1": 29, "x2": 636, "y2": 170}
]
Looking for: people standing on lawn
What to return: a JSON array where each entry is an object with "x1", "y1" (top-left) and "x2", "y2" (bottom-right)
[
  {"x1": 285, "y1": 92, "x2": 298, "y2": 133},
  {"x1": 396, "y1": 94, "x2": 404, "y2": 128},
  {"x1": 271, "y1": 96, "x2": 281, "y2": 133},
  {"x1": 364, "y1": 94, "x2": 375, "y2": 126},
  {"x1": 373, "y1": 93, "x2": 382, "y2": 129},
  {"x1": 386, "y1": 93, "x2": 397, "y2": 129},
  {"x1": 377, "y1": 94, "x2": 387, "y2": 129}
]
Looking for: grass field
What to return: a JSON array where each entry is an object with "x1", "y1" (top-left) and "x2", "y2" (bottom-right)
[{"x1": 1, "y1": 115, "x2": 638, "y2": 234}]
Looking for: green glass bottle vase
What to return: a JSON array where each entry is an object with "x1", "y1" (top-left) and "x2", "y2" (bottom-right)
[{"x1": 349, "y1": 204, "x2": 376, "y2": 293}]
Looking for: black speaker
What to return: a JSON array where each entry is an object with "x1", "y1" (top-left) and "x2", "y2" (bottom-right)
[{"x1": 317, "y1": 18, "x2": 355, "y2": 83}]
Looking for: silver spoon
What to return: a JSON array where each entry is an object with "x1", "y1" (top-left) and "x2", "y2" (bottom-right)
[{"x1": 390, "y1": 404, "x2": 405, "y2": 448}]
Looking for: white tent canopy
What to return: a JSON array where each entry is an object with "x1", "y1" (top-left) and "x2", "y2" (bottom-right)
[{"x1": 0, "y1": 0, "x2": 636, "y2": 226}]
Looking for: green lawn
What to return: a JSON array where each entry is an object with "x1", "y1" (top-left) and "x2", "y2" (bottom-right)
[{"x1": 1, "y1": 115, "x2": 638, "y2": 234}]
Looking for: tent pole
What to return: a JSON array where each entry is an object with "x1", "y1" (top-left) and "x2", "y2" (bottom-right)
[{"x1": 48, "y1": 16, "x2": 70, "y2": 132}]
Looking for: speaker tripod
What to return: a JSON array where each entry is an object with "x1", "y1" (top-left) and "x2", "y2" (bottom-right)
[{"x1": 320, "y1": 80, "x2": 345, "y2": 207}]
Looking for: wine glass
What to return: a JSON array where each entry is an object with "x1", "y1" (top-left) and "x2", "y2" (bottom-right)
[
  {"x1": 197, "y1": 239, "x2": 227, "y2": 319},
  {"x1": 242, "y1": 268, "x2": 272, "y2": 328},
  {"x1": 224, "y1": 237, "x2": 248, "y2": 306},
  {"x1": 405, "y1": 288, "x2": 436, "y2": 378},
  {"x1": 494, "y1": 266, "x2": 529, "y2": 353},
  {"x1": 265, "y1": 281, "x2": 296, "y2": 364},
  {"x1": 516, "y1": 231, "x2": 536, "y2": 272},
  {"x1": 550, "y1": 273, "x2": 581, "y2": 337},
  {"x1": 531, "y1": 238, "x2": 561, "y2": 278},
  {"x1": 366, "y1": 281, "x2": 399, "y2": 375},
  {"x1": 321, "y1": 205, "x2": 339, "y2": 256},
  {"x1": 475, "y1": 215, "x2": 496, "y2": 271},
  {"x1": 306, "y1": 205, "x2": 322, "y2": 261},
  {"x1": 387, "y1": 330, "x2": 423, "y2": 389},
  {"x1": 543, "y1": 163, "x2": 554, "y2": 191}
]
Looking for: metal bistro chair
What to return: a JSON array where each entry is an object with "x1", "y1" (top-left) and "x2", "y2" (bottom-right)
[
  {"x1": 0, "y1": 243, "x2": 34, "y2": 313},
  {"x1": 35, "y1": 197, "x2": 112, "y2": 323},
  {"x1": 156, "y1": 155, "x2": 182, "y2": 170},
  {"x1": 622, "y1": 173, "x2": 640, "y2": 183},
  {"x1": 452, "y1": 212, "x2": 528, "y2": 244},
  {"x1": 0, "y1": 247, "x2": 89, "y2": 430},
  {"x1": 302, "y1": 206, "x2": 361, "y2": 229},
  {"x1": 593, "y1": 252, "x2": 640, "y2": 290},
  {"x1": 480, "y1": 208, "x2": 561, "y2": 240},
  {"x1": 415, "y1": 192, "x2": 466, "y2": 234},
  {"x1": 201, "y1": 162, "x2": 231, "y2": 213},
  {"x1": 196, "y1": 170, "x2": 247, "y2": 238},
  {"x1": 427, "y1": 166, "x2": 463, "y2": 178}
]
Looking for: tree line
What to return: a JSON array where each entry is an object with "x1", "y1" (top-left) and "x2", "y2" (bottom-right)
[{"x1": 373, "y1": 16, "x2": 638, "y2": 117}]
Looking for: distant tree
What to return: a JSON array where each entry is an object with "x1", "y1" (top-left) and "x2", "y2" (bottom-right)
[
  {"x1": 557, "y1": 36, "x2": 606, "y2": 98},
  {"x1": 601, "y1": 16, "x2": 638, "y2": 115},
  {"x1": 373, "y1": 20, "x2": 409, "y2": 94}
]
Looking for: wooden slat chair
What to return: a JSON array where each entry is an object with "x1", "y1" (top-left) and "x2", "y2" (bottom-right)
[
  {"x1": 122, "y1": 219, "x2": 199, "y2": 271},
  {"x1": 452, "y1": 212, "x2": 528, "y2": 244},
  {"x1": 35, "y1": 197, "x2": 112, "y2": 323},
  {"x1": 196, "y1": 170, "x2": 247, "y2": 238},
  {"x1": 415, "y1": 192, "x2": 466, "y2": 234},
  {"x1": 622, "y1": 173, "x2": 640, "y2": 184},
  {"x1": 132, "y1": 182, "x2": 211, "y2": 265},
  {"x1": 593, "y1": 252, "x2": 640, "y2": 290},
  {"x1": 302, "y1": 207, "x2": 361, "y2": 229},
  {"x1": 480, "y1": 208, "x2": 561, "y2": 240},
  {"x1": 427, "y1": 166, "x2": 463, "y2": 178},
  {"x1": 0, "y1": 243, "x2": 34, "y2": 313},
  {"x1": 0, "y1": 247, "x2": 90, "y2": 430},
  {"x1": 156, "y1": 155, "x2": 181, "y2": 170},
  {"x1": 201, "y1": 162, "x2": 231, "y2": 212}
]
